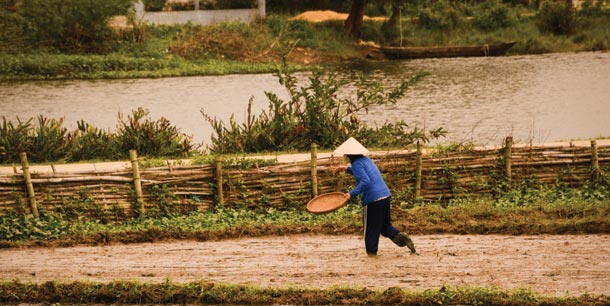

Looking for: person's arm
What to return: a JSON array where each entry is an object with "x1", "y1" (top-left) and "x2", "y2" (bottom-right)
[{"x1": 349, "y1": 164, "x2": 370, "y2": 198}]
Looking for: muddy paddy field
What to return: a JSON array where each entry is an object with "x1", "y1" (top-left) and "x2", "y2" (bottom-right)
[{"x1": 2, "y1": 234, "x2": 609, "y2": 297}]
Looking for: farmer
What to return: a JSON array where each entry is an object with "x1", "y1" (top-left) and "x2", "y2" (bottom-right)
[{"x1": 334, "y1": 137, "x2": 417, "y2": 257}]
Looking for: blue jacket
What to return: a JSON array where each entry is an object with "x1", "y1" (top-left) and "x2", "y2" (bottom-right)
[{"x1": 347, "y1": 156, "x2": 391, "y2": 206}]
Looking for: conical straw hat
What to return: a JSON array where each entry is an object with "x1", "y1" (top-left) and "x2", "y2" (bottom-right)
[{"x1": 334, "y1": 137, "x2": 369, "y2": 155}]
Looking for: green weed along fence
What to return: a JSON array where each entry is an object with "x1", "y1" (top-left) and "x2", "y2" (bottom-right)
[{"x1": 0, "y1": 139, "x2": 609, "y2": 219}]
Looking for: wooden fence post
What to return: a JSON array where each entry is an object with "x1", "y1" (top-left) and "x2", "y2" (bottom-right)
[
  {"x1": 129, "y1": 150, "x2": 145, "y2": 216},
  {"x1": 414, "y1": 141, "x2": 423, "y2": 199},
  {"x1": 215, "y1": 156, "x2": 224, "y2": 205},
  {"x1": 591, "y1": 140, "x2": 600, "y2": 182},
  {"x1": 311, "y1": 143, "x2": 318, "y2": 197},
  {"x1": 504, "y1": 136, "x2": 513, "y2": 180},
  {"x1": 331, "y1": 154, "x2": 344, "y2": 192},
  {"x1": 20, "y1": 152, "x2": 39, "y2": 218}
]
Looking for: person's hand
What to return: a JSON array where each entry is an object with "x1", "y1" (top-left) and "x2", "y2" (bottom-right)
[
  {"x1": 343, "y1": 193, "x2": 351, "y2": 200},
  {"x1": 331, "y1": 165, "x2": 348, "y2": 173}
]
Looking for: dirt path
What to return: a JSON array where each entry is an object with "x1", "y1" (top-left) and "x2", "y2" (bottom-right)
[{"x1": 1, "y1": 234, "x2": 609, "y2": 296}]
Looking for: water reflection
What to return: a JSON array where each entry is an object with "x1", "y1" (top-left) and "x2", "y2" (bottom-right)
[
  {"x1": 356, "y1": 51, "x2": 610, "y2": 146},
  {"x1": 1, "y1": 51, "x2": 608, "y2": 147}
]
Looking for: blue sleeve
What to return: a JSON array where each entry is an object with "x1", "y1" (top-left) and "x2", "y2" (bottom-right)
[{"x1": 349, "y1": 163, "x2": 370, "y2": 198}]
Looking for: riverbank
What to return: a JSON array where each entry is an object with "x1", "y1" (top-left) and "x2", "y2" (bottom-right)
[{"x1": 1, "y1": 6, "x2": 609, "y2": 81}]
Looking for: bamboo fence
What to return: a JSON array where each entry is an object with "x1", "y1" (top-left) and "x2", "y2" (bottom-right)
[{"x1": 0, "y1": 139, "x2": 608, "y2": 219}]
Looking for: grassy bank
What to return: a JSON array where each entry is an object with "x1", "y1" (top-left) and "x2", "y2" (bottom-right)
[
  {"x1": 1, "y1": 3, "x2": 609, "y2": 81},
  {"x1": 1, "y1": 280, "x2": 607, "y2": 305},
  {"x1": 1, "y1": 186, "x2": 608, "y2": 248}
]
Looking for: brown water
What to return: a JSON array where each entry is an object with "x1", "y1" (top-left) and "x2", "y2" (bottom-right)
[{"x1": 1, "y1": 51, "x2": 609, "y2": 147}]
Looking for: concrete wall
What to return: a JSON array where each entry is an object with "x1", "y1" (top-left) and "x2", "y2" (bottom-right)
[{"x1": 135, "y1": 0, "x2": 265, "y2": 26}]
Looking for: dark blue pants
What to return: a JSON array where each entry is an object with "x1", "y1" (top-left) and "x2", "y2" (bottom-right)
[{"x1": 363, "y1": 197, "x2": 399, "y2": 254}]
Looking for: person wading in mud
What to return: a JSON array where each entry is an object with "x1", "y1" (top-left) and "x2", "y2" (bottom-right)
[{"x1": 334, "y1": 137, "x2": 417, "y2": 257}]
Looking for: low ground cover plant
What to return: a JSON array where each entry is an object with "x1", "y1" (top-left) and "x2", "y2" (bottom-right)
[
  {"x1": 1, "y1": 184, "x2": 608, "y2": 246},
  {"x1": 1, "y1": 279, "x2": 607, "y2": 305}
]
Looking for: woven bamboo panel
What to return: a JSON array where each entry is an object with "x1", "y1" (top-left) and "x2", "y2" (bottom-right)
[{"x1": 0, "y1": 142, "x2": 608, "y2": 218}]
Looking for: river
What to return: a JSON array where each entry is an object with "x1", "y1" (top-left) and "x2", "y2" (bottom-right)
[{"x1": 1, "y1": 51, "x2": 609, "y2": 148}]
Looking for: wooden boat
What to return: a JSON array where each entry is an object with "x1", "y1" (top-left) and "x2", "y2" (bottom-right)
[{"x1": 380, "y1": 42, "x2": 516, "y2": 59}]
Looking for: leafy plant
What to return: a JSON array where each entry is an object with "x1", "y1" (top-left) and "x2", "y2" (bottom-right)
[
  {"x1": 116, "y1": 107, "x2": 197, "y2": 158},
  {"x1": 417, "y1": 0, "x2": 465, "y2": 31},
  {"x1": 0, "y1": 117, "x2": 32, "y2": 163},
  {"x1": 143, "y1": 0, "x2": 167, "y2": 11},
  {"x1": 29, "y1": 116, "x2": 71, "y2": 162},
  {"x1": 536, "y1": 0, "x2": 579, "y2": 35},
  {"x1": 0, "y1": 109, "x2": 198, "y2": 164},
  {"x1": 578, "y1": 0, "x2": 610, "y2": 18},
  {"x1": 0, "y1": 0, "x2": 28, "y2": 52},
  {"x1": 19, "y1": 0, "x2": 132, "y2": 53},
  {"x1": 146, "y1": 184, "x2": 188, "y2": 218},
  {"x1": 68, "y1": 120, "x2": 120, "y2": 161},
  {"x1": 202, "y1": 66, "x2": 446, "y2": 153},
  {"x1": 471, "y1": 0, "x2": 517, "y2": 31}
]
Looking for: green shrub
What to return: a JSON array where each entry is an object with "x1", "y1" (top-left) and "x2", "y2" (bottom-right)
[
  {"x1": 418, "y1": 0, "x2": 465, "y2": 31},
  {"x1": 0, "y1": 117, "x2": 32, "y2": 163},
  {"x1": 536, "y1": 0, "x2": 578, "y2": 35},
  {"x1": 578, "y1": 0, "x2": 610, "y2": 18},
  {"x1": 471, "y1": 0, "x2": 517, "y2": 31},
  {"x1": 201, "y1": 67, "x2": 445, "y2": 154},
  {"x1": 29, "y1": 116, "x2": 71, "y2": 162},
  {"x1": 144, "y1": 0, "x2": 167, "y2": 11},
  {"x1": 0, "y1": 109, "x2": 197, "y2": 164},
  {"x1": 116, "y1": 107, "x2": 196, "y2": 158},
  {"x1": 68, "y1": 120, "x2": 121, "y2": 161},
  {"x1": 0, "y1": 0, "x2": 28, "y2": 52},
  {"x1": 361, "y1": 20, "x2": 385, "y2": 44},
  {"x1": 19, "y1": 0, "x2": 132, "y2": 52}
]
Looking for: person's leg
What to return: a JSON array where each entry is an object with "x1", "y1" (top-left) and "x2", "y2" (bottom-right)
[
  {"x1": 363, "y1": 203, "x2": 383, "y2": 255},
  {"x1": 378, "y1": 197, "x2": 399, "y2": 239},
  {"x1": 377, "y1": 197, "x2": 417, "y2": 254}
]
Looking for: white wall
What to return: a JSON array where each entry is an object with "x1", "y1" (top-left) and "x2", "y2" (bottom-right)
[{"x1": 135, "y1": 0, "x2": 265, "y2": 25}]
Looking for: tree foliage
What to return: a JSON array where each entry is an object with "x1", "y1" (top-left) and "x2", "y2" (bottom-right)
[{"x1": 0, "y1": 0, "x2": 28, "y2": 52}]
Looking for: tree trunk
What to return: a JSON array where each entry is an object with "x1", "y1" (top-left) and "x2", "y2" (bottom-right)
[
  {"x1": 390, "y1": 3, "x2": 403, "y2": 46},
  {"x1": 345, "y1": 0, "x2": 366, "y2": 39},
  {"x1": 387, "y1": 3, "x2": 401, "y2": 29}
]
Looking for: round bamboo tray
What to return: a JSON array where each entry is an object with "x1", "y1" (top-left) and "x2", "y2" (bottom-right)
[{"x1": 306, "y1": 192, "x2": 348, "y2": 214}]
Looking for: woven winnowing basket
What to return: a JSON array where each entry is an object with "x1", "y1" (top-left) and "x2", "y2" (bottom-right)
[{"x1": 306, "y1": 192, "x2": 348, "y2": 214}]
